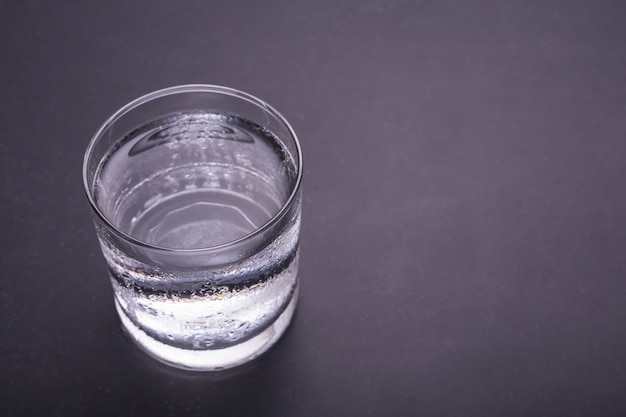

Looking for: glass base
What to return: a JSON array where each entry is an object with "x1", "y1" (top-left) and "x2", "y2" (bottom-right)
[{"x1": 115, "y1": 288, "x2": 298, "y2": 372}]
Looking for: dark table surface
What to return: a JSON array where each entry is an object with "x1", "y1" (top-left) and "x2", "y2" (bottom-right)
[{"x1": 2, "y1": 1, "x2": 626, "y2": 416}]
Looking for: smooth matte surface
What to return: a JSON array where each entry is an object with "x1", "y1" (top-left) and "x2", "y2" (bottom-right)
[{"x1": 1, "y1": 1, "x2": 626, "y2": 416}]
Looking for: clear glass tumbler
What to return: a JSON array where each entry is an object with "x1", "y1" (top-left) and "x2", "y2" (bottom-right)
[{"x1": 82, "y1": 85, "x2": 302, "y2": 371}]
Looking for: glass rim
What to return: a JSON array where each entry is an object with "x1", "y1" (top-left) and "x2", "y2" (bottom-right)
[{"x1": 82, "y1": 84, "x2": 303, "y2": 254}]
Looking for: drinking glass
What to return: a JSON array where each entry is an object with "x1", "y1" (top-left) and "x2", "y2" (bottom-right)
[{"x1": 82, "y1": 85, "x2": 302, "y2": 371}]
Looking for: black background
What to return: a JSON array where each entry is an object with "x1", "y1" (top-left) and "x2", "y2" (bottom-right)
[{"x1": 2, "y1": 1, "x2": 626, "y2": 416}]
